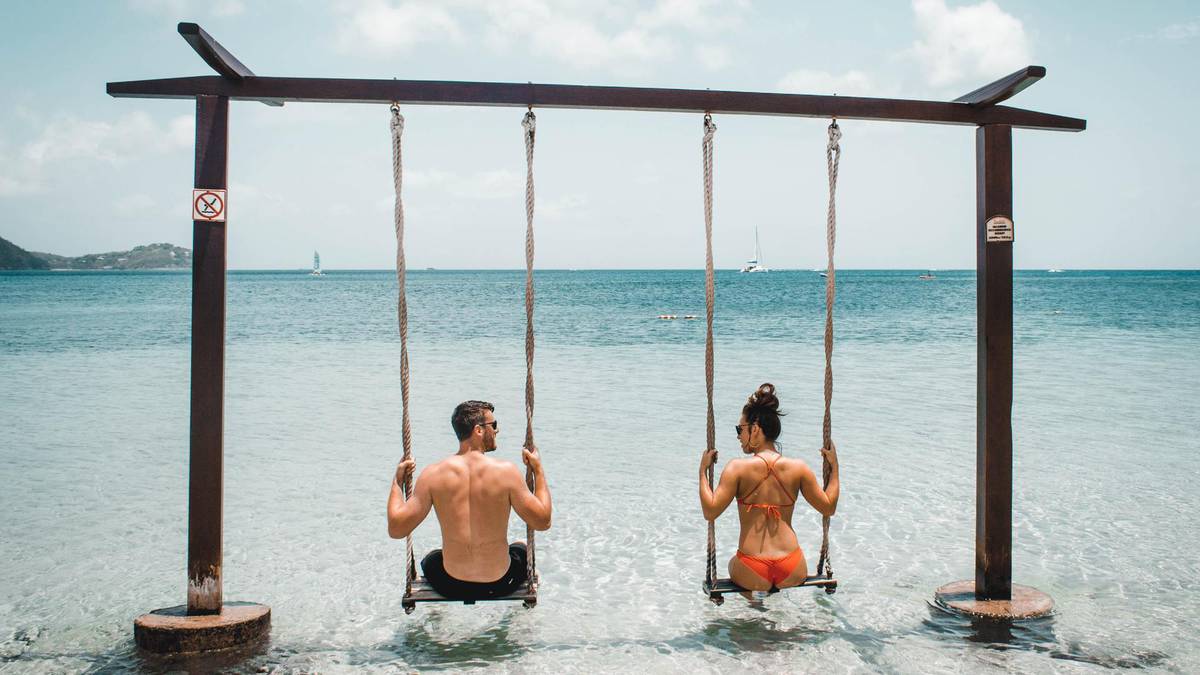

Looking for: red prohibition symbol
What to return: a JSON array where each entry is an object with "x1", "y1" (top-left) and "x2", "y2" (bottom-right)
[{"x1": 194, "y1": 191, "x2": 225, "y2": 221}]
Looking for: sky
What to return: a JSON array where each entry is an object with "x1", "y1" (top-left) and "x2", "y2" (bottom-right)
[{"x1": 1, "y1": 1, "x2": 1197, "y2": 270}]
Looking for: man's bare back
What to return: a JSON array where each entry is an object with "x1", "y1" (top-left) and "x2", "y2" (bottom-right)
[
  {"x1": 416, "y1": 453, "x2": 545, "y2": 580},
  {"x1": 387, "y1": 401, "x2": 551, "y2": 592}
]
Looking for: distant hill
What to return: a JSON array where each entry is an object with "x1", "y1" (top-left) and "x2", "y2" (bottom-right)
[
  {"x1": 0, "y1": 236, "x2": 50, "y2": 270},
  {"x1": 0, "y1": 236, "x2": 191, "y2": 270}
]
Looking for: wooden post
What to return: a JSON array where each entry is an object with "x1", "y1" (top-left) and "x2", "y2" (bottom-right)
[
  {"x1": 934, "y1": 126, "x2": 1050, "y2": 619},
  {"x1": 975, "y1": 124, "x2": 1013, "y2": 600},
  {"x1": 188, "y1": 94, "x2": 228, "y2": 614},
  {"x1": 135, "y1": 93, "x2": 268, "y2": 653}
]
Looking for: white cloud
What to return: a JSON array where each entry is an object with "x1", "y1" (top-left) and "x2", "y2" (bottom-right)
[
  {"x1": 0, "y1": 112, "x2": 193, "y2": 195},
  {"x1": 1159, "y1": 20, "x2": 1200, "y2": 40},
  {"x1": 0, "y1": 174, "x2": 40, "y2": 197},
  {"x1": 1131, "y1": 19, "x2": 1200, "y2": 42},
  {"x1": 127, "y1": 0, "x2": 244, "y2": 18},
  {"x1": 0, "y1": 140, "x2": 36, "y2": 196},
  {"x1": 661, "y1": 0, "x2": 747, "y2": 30},
  {"x1": 22, "y1": 112, "x2": 193, "y2": 166},
  {"x1": 126, "y1": 0, "x2": 187, "y2": 14},
  {"x1": 405, "y1": 168, "x2": 455, "y2": 190},
  {"x1": 694, "y1": 44, "x2": 731, "y2": 70},
  {"x1": 336, "y1": 0, "x2": 464, "y2": 55},
  {"x1": 909, "y1": 0, "x2": 1032, "y2": 88},
  {"x1": 337, "y1": 0, "x2": 745, "y2": 73},
  {"x1": 168, "y1": 115, "x2": 194, "y2": 148},
  {"x1": 213, "y1": 0, "x2": 245, "y2": 17},
  {"x1": 540, "y1": 193, "x2": 587, "y2": 220},
  {"x1": 470, "y1": 1, "x2": 673, "y2": 72},
  {"x1": 776, "y1": 69, "x2": 875, "y2": 96},
  {"x1": 375, "y1": 168, "x2": 524, "y2": 208},
  {"x1": 405, "y1": 168, "x2": 523, "y2": 199},
  {"x1": 113, "y1": 193, "x2": 157, "y2": 215},
  {"x1": 470, "y1": 169, "x2": 524, "y2": 199}
]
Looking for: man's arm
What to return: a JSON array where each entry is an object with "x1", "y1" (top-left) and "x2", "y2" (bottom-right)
[
  {"x1": 387, "y1": 460, "x2": 434, "y2": 538},
  {"x1": 797, "y1": 442, "x2": 840, "y2": 517},
  {"x1": 510, "y1": 446, "x2": 551, "y2": 531},
  {"x1": 699, "y1": 451, "x2": 738, "y2": 521}
]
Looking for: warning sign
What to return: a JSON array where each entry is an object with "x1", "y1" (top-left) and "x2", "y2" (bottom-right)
[
  {"x1": 192, "y1": 189, "x2": 227, "y2": 222},
  {"x1": 985, "y1": 215, "x2": 1013, "y2": 243}
]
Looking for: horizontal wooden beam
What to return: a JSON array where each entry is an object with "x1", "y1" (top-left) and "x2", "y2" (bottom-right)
[
  {"x1": 177, "y1": 22, "x2": 282, "y2": 107},
  {"x1": 106, "y1": 76, "x2": 1085, "y2": 131},
  {"x1": 954, "y1": 66, "x2": 1045, "y2": 108}
]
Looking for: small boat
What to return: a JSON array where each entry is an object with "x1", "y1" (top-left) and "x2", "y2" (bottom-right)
[
  {"x1": 310, "y1": 251, "x2": 323, "y2": 276},
  {"x1": 918, "y1": 270, "x2": 936, "y2": 280},
  {"x1": 1048, "y1": 268, "x2": 1064, "y2": 273},
  {"x1": 739, "y1": 227, "x2": 770, "y2": 273}
]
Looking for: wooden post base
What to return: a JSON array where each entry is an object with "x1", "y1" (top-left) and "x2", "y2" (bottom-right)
[
  {"x1": 134, "y1": 602, "x2": 270, "y2": 653},
  {"x1": 934, "y1": 581, "x2": 1052, "y2": 619}
]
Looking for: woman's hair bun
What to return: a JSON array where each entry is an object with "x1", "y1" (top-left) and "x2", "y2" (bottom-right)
[
  {"x1": 742, "y1": 383, "x2": 784, "y2": 442},
  {"x1": 748, "y1": 383, "x2": 779, "y2": 411}
]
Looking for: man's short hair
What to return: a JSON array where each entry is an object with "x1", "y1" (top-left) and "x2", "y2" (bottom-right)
[{"x1": 451, "y1": 400, "x2": 495, "y2": 441}]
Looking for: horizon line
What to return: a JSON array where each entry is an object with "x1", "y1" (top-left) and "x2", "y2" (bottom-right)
[{"x1": 9, "y1": 267, "x2": 1199, "y2": 273}]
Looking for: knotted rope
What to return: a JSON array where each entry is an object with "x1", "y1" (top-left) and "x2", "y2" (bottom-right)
[
  {"x1": 522, "y1": 109, "x2": 538, "y2": 590},
  {"x1": 701, "y1": 113, "x2": 719, "y2": 594},
  {"x1": 816, "y1": 120, "x2": 841, "y2": 581},
  {"x1": 390, "y1": 104, "x2": 416, "y2": 598}
]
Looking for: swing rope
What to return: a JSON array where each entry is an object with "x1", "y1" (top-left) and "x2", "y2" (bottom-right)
[
  {"x1": 522, "y1": 109, "x2": 538, "y2": 590},
  {"x1": 701, "y1": 113, "x2": 718, "y2": 592},
  {"x1": 701, "y1": 118, "x2": 841, "y2": 598},
  {"x1": 390, "y1": 104, "x2": 417, "y2": 598},
  {"x1": 816, "y1": 120, "x2": 841, "y2": 580}
]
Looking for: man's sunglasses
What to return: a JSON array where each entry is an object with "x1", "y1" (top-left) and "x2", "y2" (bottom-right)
[{"x1": 478, "y1": 420, "x2": 499, "y2": 431}]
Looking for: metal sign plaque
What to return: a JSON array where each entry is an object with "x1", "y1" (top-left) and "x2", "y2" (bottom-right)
[
  {"x1": 985, "y1": 215, "x2": 1013, "y2": 242},
  {"x1": 192, "y1": 189, "x2": 227, "y2": 222}
]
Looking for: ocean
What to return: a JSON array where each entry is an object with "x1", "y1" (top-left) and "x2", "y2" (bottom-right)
[{"x1": 1, "y1": 269, "x2": 1197, "y2": 673}]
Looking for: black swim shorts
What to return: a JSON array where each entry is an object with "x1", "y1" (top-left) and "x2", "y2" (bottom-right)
[{"x1": 420, "y1": 543, "x2": 528, "y2": 601}]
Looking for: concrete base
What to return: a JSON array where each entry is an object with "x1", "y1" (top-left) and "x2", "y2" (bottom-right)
[
  {"x1": 934, "y1": 581, "x2": 1053, "y2": 619},
  {"x1": 134, "y1": 602, "x2": 270, "y2": 653}
]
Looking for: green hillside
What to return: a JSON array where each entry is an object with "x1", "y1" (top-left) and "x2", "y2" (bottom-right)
[
  {"x1": 0, "y1": 236, "x2": 50, "y2": 270},
  {"x1": 0, "y1": 236, "x2": 191, "y2": 270}
]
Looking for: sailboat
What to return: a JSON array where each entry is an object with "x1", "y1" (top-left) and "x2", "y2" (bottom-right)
[
  {"x1": 739, "y1": 227, "x2": 770, "y2": 273},
  {"x1": 310, "y1": 251, "x2": 323, "y2": 276}
]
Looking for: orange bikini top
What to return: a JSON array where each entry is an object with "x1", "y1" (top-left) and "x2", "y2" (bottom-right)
[{"x1": 737, "y1": 453, "x2": 795, "y2": 519}]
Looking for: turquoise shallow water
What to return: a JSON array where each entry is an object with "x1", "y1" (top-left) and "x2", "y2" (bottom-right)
[{"x1": 1, "y1": 269, "x2": 1198, "y2": 673}]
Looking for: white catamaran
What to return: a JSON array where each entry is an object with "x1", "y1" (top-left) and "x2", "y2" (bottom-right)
[
  {"x1": 739, "y1": 227, "x2": 770, "y2": 273},
  {"x1": 310, "y1": 251, "x2": 323, "y2": 276}
]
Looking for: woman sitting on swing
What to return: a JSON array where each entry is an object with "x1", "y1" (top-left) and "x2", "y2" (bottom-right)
[{"x1": 699, "y1": 383, "x2": 840, "y2": 592}]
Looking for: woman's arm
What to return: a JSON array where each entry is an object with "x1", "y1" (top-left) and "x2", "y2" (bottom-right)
[
  {"x1": 699, "y1": 451, "x2": 738, "y2": 521},
  {"x1": 798, "y1": 442, "x2": 839, "y2": 517}
]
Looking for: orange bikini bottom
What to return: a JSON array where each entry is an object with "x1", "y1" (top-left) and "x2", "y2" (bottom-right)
[{"x1": 736, "y1": 548, "x2": 804, "y2": 587}]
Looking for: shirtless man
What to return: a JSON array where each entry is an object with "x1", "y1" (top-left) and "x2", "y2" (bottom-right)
[{"x1": 387, "y1": 400, "x2": 552, "y2": 600}]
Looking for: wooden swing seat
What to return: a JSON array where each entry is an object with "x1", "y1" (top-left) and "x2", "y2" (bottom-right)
[
  {"x1": 402, "y1": 575, "x2": 539, "y2": 613},
  {"x1": 704, "y1": 575, "x2": 837, "y2": 604}
]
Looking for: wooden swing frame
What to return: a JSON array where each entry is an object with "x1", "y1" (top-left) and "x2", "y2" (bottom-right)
[{"x1": 108, "y1": 22, "x2": 1085, "y2": 624}]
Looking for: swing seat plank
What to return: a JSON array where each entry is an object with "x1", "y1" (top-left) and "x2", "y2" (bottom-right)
[
  {"x1": 704, "y1": 575, "x2": 837, "y2": 604},
  {"x1": 402, "y1": 576, "x2": 538, "y2": 613}
]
